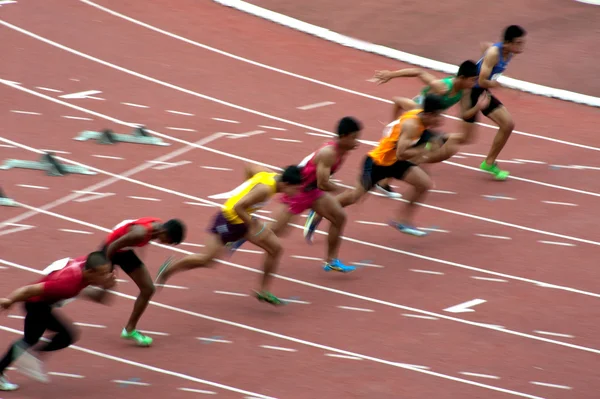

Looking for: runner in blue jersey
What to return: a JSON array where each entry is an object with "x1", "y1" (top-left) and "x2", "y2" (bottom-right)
[{"x1": 463, "y1": 25, "x2": 526, "y2": 180}]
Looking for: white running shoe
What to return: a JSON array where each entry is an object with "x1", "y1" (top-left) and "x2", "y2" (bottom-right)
[
  {"x1": 375, "y1": 183, "x2": 402, "y2": 199},
  {"x1": 0, "y1": 375, "x2": 19, "y2": 391},
  {"x1": 13, "y1": 349, "x2": 49, "y2": 383}
]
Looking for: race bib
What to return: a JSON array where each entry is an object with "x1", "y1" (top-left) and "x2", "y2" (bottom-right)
[{"x1": 42, "y1": 258, "x2": 70, "y2": 275}]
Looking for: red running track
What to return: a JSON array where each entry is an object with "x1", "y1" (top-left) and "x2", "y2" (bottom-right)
[{"x1": 1, "y1": 1, "x2": 599, "y2": 398}]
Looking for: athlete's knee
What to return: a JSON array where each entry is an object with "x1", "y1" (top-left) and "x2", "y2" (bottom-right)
[
  {"x1": 140, "y1": 281, "x2": 156, "y2": 298},
  {"x1": 327, "y1": 207, "x2": 347, "y2": 227}
]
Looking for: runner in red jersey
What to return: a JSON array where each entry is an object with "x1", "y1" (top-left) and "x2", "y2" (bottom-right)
[
  {"x1": 101, "y1": 217, "x2": 185, "y2": 346},
  {"x1": 0, "y1": 252, "x2": 114, "y2": 391},
  {"x1": 228, "y1": 117, "x2": 361, "y2": 273}
]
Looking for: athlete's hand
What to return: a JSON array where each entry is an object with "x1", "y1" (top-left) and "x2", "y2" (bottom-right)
[
  {"x1": 476, "y1": 93, "x2": 490, "y2": 110},
  {"x1": 102, "y1": 272, "x2": 117, "y2": 289},
  {"x1": 372, "y1": 70, "x2": 392, "y2": 85},
  {"x1": 0, "y1": 298, "x2": 13, "y2": 312}
]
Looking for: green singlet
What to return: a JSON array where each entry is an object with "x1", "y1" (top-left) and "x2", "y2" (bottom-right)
[{"x1": 413, "y1": 77, "x2": 462, "y2": 110}]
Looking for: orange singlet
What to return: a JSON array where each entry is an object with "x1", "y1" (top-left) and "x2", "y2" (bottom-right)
[{"x1": 368, "y1": 109, "x2": 426, "y2": 166}]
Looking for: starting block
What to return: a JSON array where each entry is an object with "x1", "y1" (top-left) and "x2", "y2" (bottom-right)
[
  {"x1": 74, "y1": 126, "x2": 170, "y2": 146},
  {"x1": 0, "y1": 153, "x2": 96, "y2": 176},
  {"x1": 0, "y1": 187, "x2": 18, "y2": 207}
]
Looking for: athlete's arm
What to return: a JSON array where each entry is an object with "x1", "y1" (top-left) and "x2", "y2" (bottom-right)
[
  {"x1": 315, "y1": 147, "x2": 339, "y2": 192},
  {"x1": 392, "y1": 97, "x2": 419, "y2": 119},
  {"x1": 477, "y1": 47, "x2": 501, "y2": 89},
  {"x1": 480, "y1": 41, "x2": 494, "y2": 55},
  {"x1": 243, "y1": 163, "x2": 272, "y2": 180},
  {"x1": 80, "y1": 286, "x2": 112, "y2": 304},
  {"x1": 395, "y1": 120, "x2": 425, "y2": 160},
  {"x1": 0, "y1": 283, "x2": 45, "y2": 310},
  {"x1": 233, "y1": 185, "x2": 270, "y2": 226},
  {"x1": 460, "y1": 89, "x2": 490, "y2": 120},
  {"x1": 374, "y1": 68, "x2": 446, "y2": 91},
  {"x1": 105, "y1": 225, "x2": 148, "y2": 259}
]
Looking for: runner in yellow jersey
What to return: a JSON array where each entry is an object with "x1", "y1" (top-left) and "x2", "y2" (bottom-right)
[
  {"x1": 305, "y1": 95, "x2": 453, "y2": 239},
  {"x1": 155, "y1": 164, "x2": 303, "y2": 305}
]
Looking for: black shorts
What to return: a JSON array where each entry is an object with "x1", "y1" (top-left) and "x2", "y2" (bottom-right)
[
  {"x1": 100, "y1": 244, "x2": 143, "y2": 274},
  {"x1": 207, "y1": 211, "x2": 249, "y2": 245},
  {"x1": 463, "y1": 87, "x2": 503, "y2": 123},
  {"x1": 361, "y1": 156, "x2": 415, "y2": 190}
]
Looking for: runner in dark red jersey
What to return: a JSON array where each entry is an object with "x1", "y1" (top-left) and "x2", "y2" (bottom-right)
[
  {"x1": 0, "y1": 251, "x2": 114, "y2": 391},
  {"x1": 227, "y1": 117, "x2": 361, "y2": 273},
  {"x1": 101, "y1": 217, "x2": 185, "y2": 346}
]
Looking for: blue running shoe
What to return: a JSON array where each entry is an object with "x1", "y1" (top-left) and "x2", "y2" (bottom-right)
[
  {"x1": 303, "y1": 210, "x2": 322, "y2": 244},
  {"x1": 323, "y1": 259, "x2": 355, "y2": 273},
  {"x1": 226, "y1": 238, "x2": 247, "y2": 257},
  {"x1": 389, "y1": 221, "x2": 428, "y2": 237}
]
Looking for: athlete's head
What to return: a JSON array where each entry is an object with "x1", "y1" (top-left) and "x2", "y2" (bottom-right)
[
  {"x1": 336, "y1": 116, "x2": 361, "y2": 151},
  {"x1": 503, "y1": 25, "x2": 526, "y2": 54},
  {"x1": 158, "y1": 219, "x2": 186, "y2": 245},
  {"x1": 455, "y1": 60, "x2": 478, "y2": 89},
  {"x1": 278, "y1": 165, "x2": 303, "y2": 196},
  {"x1": 420, "y1": 94, "x2": 444, "y2": 128},
  {"x1": 83, "y1": 251, "x2": 114, "y2": 286}
]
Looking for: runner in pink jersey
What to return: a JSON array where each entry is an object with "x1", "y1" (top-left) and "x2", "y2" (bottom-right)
[{"x1": 228, "y1": 117, "x2": 361, "y2": 273}]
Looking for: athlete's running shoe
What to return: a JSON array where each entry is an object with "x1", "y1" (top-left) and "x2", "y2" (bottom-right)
[
  {"x1": 0, "y1": 375, "x2": 18, "y2": 391},
  {"x1": 389, "y1": 221, "x2": 428, "y2": 237},
  {"x1": 121, "y1": 329, "x2": 153, "y2": 347},
  {"x1": 480, "y1": 161, "x2": 509, "y2": 180},
  {"x1": 303, "y1": 210, "x2": 322, "y2": 243},
  {"x1": 323, "y1": 259, "x2": 355, "y2": 273},
  {"x1": 254, "y1": 290, "x2": 285, "y2": 306},
  {"x1": 375, "y1": 183, "x2": 402, "y2": 199},
  {"x1": 226, "y1": 239, "x2": 247, "y2": 256}
]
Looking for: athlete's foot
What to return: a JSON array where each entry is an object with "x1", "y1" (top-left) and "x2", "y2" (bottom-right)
[
  {"x1": 254, "y1": 290, "x2": 285, "y2": 306},
  {"x1": 303, "y1": 210, "x2": 322, "y2": 243},
  {"x1": 323, "y1": 259, "x2": 355, "y2": 273},
  {"x1": 480, "y1": 161, "x2": 509, "y2": 180},
  {"x1": 121, "y1": 328, "x2": 153, "y2": 347},
  {"x1": 226, "y1": 239, "x2": 247, "y2": 256},
  {"x1": 0, "y1": 375, "x2": 19, "y2": 391},
  {"x1": 155, "y1": 256, "x2": 174, "y2": 287},
  {"x1": 13, "y1": 349, "x2": 49, "y2": 383},
  {"x1": 375, "y1": 183, "x2": 402, "y2": 199},
  {"x1": 389, "y1": 221, "x2": 428, "y2": 237}
]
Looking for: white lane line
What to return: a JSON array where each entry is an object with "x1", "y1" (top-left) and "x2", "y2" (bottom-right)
[
  {"x1": 7, "y1": 315, "x2": 25, "y2": 319},
  {"x1": 74, "y1": 322, "x2": 106, "y2": 328},
  {"x1": 48, "y1": 372, "x2": 85, "y2": 378},
  {"x1": 271, "y1": 138, "x2": 302, "y2": 143},
  {"x1": 410, "y1": 269, "x2": 444, "y2": 275},
  {"x1": 0, "y1": 144, "x2": 16, "y2": 148},
  {"x1": 541, "y1": 200, "x2": 578, "y2": 207},
  {"x1": 73, "y1": 191, "x2": 115, "y2": 203},
  {"x1": 482, "y1": 195, "x2": 516, "y2": 201},
  {"x1": 538, "y1": 240, "x2": 576, "y2": 247},
  {"x1": 356, "y1": 221, "x2": 387, "y2": 226},
  {"x1": 180, "y1": 243, "x2": 205, "y2": 248},
  {"x1": 420, "y1": 227, "x2": 450, "y2": 233},
  {"x1": 533, "y1": 330, "x2": 574, "y2": 339},
  {"x1": 41, "y1": 149, "x2": 71, "y2": 154},
  {"x1": 337, "y1": 306, "x2": 374, "y2": 313},
  {"x1": 514, "y1": 159, "x2": 546, "y2": 164},
  {"x1": 291, "y1": 255, "x2": 322, "y2": 261},
  {"x1": 260, "y1": 345, "x2": 297, "y2": 352},
  {"x1": 11, "y1": 110, "x2": 41, "y2": 115},
  {"x1": 475, "y1": 234, "x2": 512, "y2": 240},
  {"x1": 224, "y1": 130, "x2": 265, "y2": 139},
  {"x1": 36, "y1": 87, "x2": 62, "y2": 93},
  {"x1": 166, "y1": 127, "x2": 196, "y2": 132},
  {"x1": 153, "y1": 160, "x2": 192, "y2": 170},
  {"x1": 62, "y1": 115, "x2": 94, "y2": 121},
  {"x1": 178, "y1": 387, "x2": 217, "y2": 395},
  {"x1": 0, "y1": 223, "x2": 34, "y2": 238},
  {"x1": 184, "y1": 201, "x2": 215, "y2": 207},
  {"x1": 121, "y1": 102, "x2": 149, "y2": 108},
  {"x1": 283, "y1": 298, "x2": 311, "y2": 304},
  {"x1": 116, "y1": 279, "x2": 128, "y2": 283},
  {"x1": 59, "y1": 228, "x2": 94, "y2": 235},
  {"x1": 471, "y1": 276, "x2": 508, "y2": 283},
  {"x1": 201, "y1": 165, "x2": 233, "y2": 171},
  {"x1": 138, "y1": 330, "x2": 170, "y2": 336},
  {"x1": 128, "y1": 196, "x2": 161, "y2": 202},
  {"x1": 112, "y1": 379, "x2": 151, "y2": 386},
  {"x1": 17, "y1": 184, "x2": 48, "y2": 190},
  {"x1": 259, "y1": 125, "x2": 286, "y2": 131},
  {"x1": 325, "y1": 353, "x2": 362, "y2": 360},
  {"x1": 306, "y1": 132, "x2": 331, "y2": 138},
  {"x1": 459, "y1": 372, "x2": 500, "y2": 380},
  {"x1": 167, "y1": 110, "x2": 194, "y2": 116},
  {"x1": 530, "y1": 382, "x2": 572, "y2": 390},
  {"x1": 256, "y1": 210, "x2": 271, "y2": 214},
  {"x1": 297, "y1": 101, "x2": 335, "y2": 110},
  {"x1": 197, "y1": 337, "x2": 232, "y2": 344},
  {"x1": 402, "y1": 314, "x2": 439, "y2": 320},
  {"x1": 155, "y1": 284, "x2": 188, "y2": 290},
  {"x1": 92, "y1": 154, "x2": 124, "y2": 160},
  {"x1": 351, "y1": 262, "x2": 384, "y2": 268},
  {"x1": 212, "y1": 117, "x2": 239, "y2": 124},
  {"x1": 430, "y1": 190, "x2": 457, "y2": 194},
  {"x1": 214, "y1": 290, "x2": 249, "y2": 297}
]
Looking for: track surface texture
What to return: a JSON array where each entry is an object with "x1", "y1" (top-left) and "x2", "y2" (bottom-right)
[{"x1": 1, "y1": 1, "x2": 599, "y2": 398}]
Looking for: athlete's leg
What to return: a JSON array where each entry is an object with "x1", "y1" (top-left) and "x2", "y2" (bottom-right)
[
  {"x1": 311, "y1": 193, "x2": 347, "y2": 264},
  {"x1": 37, "y1": 309, "x2": 78, "y2": 352},
  {"x1": 267, "y1": 203, "x2": 296, "y2": 237},
  {"x1": 390, "y1": 164, "x2": 433, "y2": 236},
  {"x1": 122, "y1": 263, "x2": 154, "y2": 346},
  {"x1": 245, "y1": 224, "x2": 283, "y2": 303},
  {"x1": 484, "y1": 105, "x2": 514, "y2": 165}
]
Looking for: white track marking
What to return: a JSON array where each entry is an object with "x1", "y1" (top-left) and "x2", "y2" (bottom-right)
[
  {"x1": 10, "y1": 110, "x2": 41, "y2": 115},
  {"x1": 260, "y1": 345, "x2": 297, "y2": 352},
  {"x1": 444, "y1": 299, "x2": 486, "y2": 314},
  {"x1": 7, "y1": 315, "x2": 24, "y2": 319},
  {"x1": 212, "y1": 117, "x2": 239, "y2": 123},
  {"x1": 59, "y1": 228, "x2": 93, "y2": 235},
  {"x1": 402, "y1": 314, "x2": 439, "y2": 320},
  {"x1": 475, "y1": 234, "x2": 512, "y2": 240},
  {"x1": 197, "y1": 337, "x2": 232, "y2": 344},
  {"x1": 166, "y1": 127, "x2": 196, "y2": 132},
  {"x1": 471, "y1": 276, "x2": 508, "y2": 283},
  {"x1": 459, "y1": 372, "x2": 500, "y2": 380},
  {"x1": 430, "y1": 189, "x2": 456, "y2": 194},
  {"x1": 420, "y1": 227, "x2": 450, "y2": 233},
  {"x1": 259, "y1": 125, "x2": 286, "y2": 131},
  {"x1": 325, "y1": 354, "x2": 362, "y2": 360},
  {"x1": 73, "y1": 191, "x2": 115, "y2": 203},
  {"x1": 541, "y1": 200, "x2": 578, "y2": 206},
  {"x1": 62, "y1": 115, "x2": 93, "y2": 121},
  {"x1": 41, "y1": 149, "x2": 71, "y2": 154},
  {"x1": 127, "y1": 196, "x2": 161, "y2": 201},
  {"x1": 121, "y1": 102, "x2": 149, "y2": 108},
  {"x1": 291, "y1": 255, "x2": 322, "y2": 261},
  {"x1": 356, "y1": 220, "x2": 387, "y2": 226},
  {"x1": 155, "y1": 284, "x2": 188, "y2": 290},
  {"x1": 351, "y1": 262, "x2": 384, "y2": 268},
  {"x1": 271, "y1": 137, "x2": 302, "y2": 143},
  {"x1": 530, "y1": 381, "x2": 572, "y2": 390},
  {"x1": 184, "y1": 201, "x2": 215, "y2": 207},
  {"x1": 337, "y1": 306, "x2": 374, "y2": 313},
  {"x1": 410, "y1": 269, "x2": 444, "y2": 275},
  {"x1": 59, "y1": 90, "x2": 103, "y2": 100},
  {"x1": 48, "y1": 372, "x2": 85, "y2": 378},
  {"x1": 282, "y1": 298, "x2": 311, "y2": 304},
  {"x1": 306, "y1": 132, "x2": 331, "y2": 137},
  {"x1": 167, "y1": 110, "x2": 194, "y2": 116},
  {"x1": 0, "y1": 262, "x2": 576, "y2": 398},
  {"x1": 35, "y1": 87, "x2": 61, "y2": 93},
  {"x1": 0, "y1": 223, "x2": 35, "y2": 237},
  {"x1": 112, "y1": 379, "x2": 151, "y2": 386},
  {"x1": 538, "y1": 241, "x2": 576, "y2": 247},
  {"x1": 214, "y1": 291, "x2": 249, "y2": 297},
  {"x1": 297, "y1": 101, "x2": 335, "y2": 110},
  {"x1": 178, "y1": 387, "x2": 217, "y2": 395},
  {"x1": 514, "y1": 159, "x2": 546, "y2": 164},
  {"x1": 17, "y1": 184, "x2": 48, "y2": 190},
  {"x1": 533, "y1": 331, "x2": 574, "y2": 338},
  {"x1": 138, "y1": 330, "x2": 170, "y2": 336},
  {"x1": 482, "y1": 195, "x2": 516, "y2": 201},
  {"x1": 0, "y1": 144, "x2": 16, "y2": 148},
  {"x1": 91, "y1": 154, "x2": 123, "y2": 160},
  {"x1": 200, "y1": 166, "x2": 233, "y2": 171},
  {"x1": 74, "y1": 322, "x2": 106, "y2": 328},
  {"x1": 152, "y1": 160, "x2": 191, "y2": 170}
]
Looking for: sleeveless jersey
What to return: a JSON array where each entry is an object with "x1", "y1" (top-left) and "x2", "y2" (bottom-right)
[
  {"x1": 475, "y1": 42, "x2": 512, "y2": 88},
  {"x1": 104, "y1": 217, "x2": 161, "y2": 252},
  {"x1": 297, "y1": 141, "x2": 347, "y2": 191},
  {"x1": 28, "y1": 256, "x2": 88, "y2": 305},
  {"x1": 221, "y1": 172, "x2": 278, "y2": 224},
  {"x1": 368, "y1": 109, "x2": 425, "y2": 166},
  {"x1": 416, "y1": 77, "x2": 462, "y2": 109}
]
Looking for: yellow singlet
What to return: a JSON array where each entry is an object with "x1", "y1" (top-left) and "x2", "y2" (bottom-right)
[
  {"x1": 221, "y1": 172, "x2": 278, "y2": 224},
  {"x1": 367, "y1": 109, "x2": 425, "y2": 166}
]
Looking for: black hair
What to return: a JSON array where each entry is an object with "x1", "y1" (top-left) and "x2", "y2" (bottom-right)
[
  {"x1": 84, "y1": 251, "x2": 109, "y2": 270},
  {"x1": 504, "y1": 25, "x2": 526, "y2": 42},
  {"x1": 163, "y1": 219, "x2": 186, "y2": 244},
  {"x1": 423, "y1": 94, "x2": 444, "y2": 114},
  {"x1": 457, "y1": 60, "x2": 478, "y2": 78},
  {"x1": 280, "y1": 165, "x2": 303, "y2": 185},
  {"x1": 337, "y1": 116, "x2": 362, "y2": 137}
]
